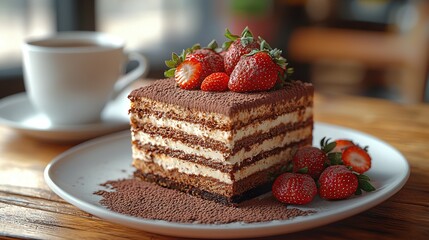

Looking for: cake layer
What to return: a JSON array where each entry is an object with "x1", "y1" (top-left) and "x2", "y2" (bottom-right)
[
  {"x1": 132, "y1": 123, "x2": 312, "y2": 165},
  {"x1": 133, "y1": 158, "x2": 295, "y2": 205},
  {"x1": 129, "y1": 94, "x2": 313, "y2": 132},
  {"x1": 129, "y1": 78, "x2": 314, "y2": 118},
  {"x1": 133, "y1": 170, "x2": 275, "y2": 206},
  {"x1": 132, "y1": 137, "x2": 312, "y2": 183},
  {"x1": 129, "y1": 103, "x2": 313, "y2": 145},
  {"x1": 134, "y1": 140, "x2": 310, "y2": 173},
  {"x1": 131, "y1": 118, "x2": 312, "y2": 155}
]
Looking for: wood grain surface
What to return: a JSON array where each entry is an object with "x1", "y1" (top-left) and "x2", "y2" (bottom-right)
[{"x1": 1, "y1": 92, "x2": 428, "y2": 240}]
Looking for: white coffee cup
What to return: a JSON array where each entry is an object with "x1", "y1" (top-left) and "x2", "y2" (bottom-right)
[{"x1": 22, "y1": 31, "x2": 148, "y2": 125}]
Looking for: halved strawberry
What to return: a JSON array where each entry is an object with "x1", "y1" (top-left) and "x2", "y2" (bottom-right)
[
  {"x1": 186, "y1": 43, "x2": 224, "y2": 81},
  {"x1": 201, "y1": 72, "x2": 229, "y2": 92},
  {"x1": 164, "y1": 40, "x2": 223, "y2": 90},
  {"x1": 342, "y1": 145, "x2": 371, "y2": 174},
  {"x1": 174, "y1": 58, "x2": 202, "y2": 90},
  {"x1": 332, "y1": 139, "x2": 355, "y2": 153},
  {"x1": 320, "y1": 137, "x2": 354, "y2": 153}
]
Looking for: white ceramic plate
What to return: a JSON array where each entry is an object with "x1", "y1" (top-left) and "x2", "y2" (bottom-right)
[
  {"x1": 44, "y1": 122, "x2": 409, "y2": 238},
  {"x1": 0, "y1": 92, "x2": 130, "y2": 142}
]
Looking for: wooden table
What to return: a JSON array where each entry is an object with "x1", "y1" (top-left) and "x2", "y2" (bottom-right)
[{"x1": 1, "y1": 93, "x2": 428, "y2": 239}]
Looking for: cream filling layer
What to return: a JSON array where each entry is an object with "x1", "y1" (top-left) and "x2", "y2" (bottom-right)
[
  {"x1": 132, "y1": 125, "x2": 312, "y2": 165},
  {"x1": 132, "y1": 106, "x2": 313, "y2": 145},
  {"x1": 133, "y1": 147, "x2": 296, "y2": 184}
]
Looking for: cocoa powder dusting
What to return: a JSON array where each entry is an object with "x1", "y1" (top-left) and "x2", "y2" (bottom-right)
[
  {"x1": 128, "y1": 78, "x2": 313, "y2": 116},
  {"x1": 94, "y1": 178, "x2": 315, "y2": 224}
]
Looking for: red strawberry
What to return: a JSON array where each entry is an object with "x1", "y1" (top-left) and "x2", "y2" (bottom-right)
[
  {"x1": 318, "y1": 165, "x2": 358, "y2": 200},
  {"x1": 174, "y1": 58, "x2": 202, "y2": 90},
  {"x1": 201, "y1": 72, "x2": 229, "y2": 92},
  {"x1": 272, "y1": 173, "x2": 317, "y2": 205},
  {"x1": 164, "y1": 40, "x2": 223, "y2": 90},
  {"x1": 273, "y1": 64, "x2": 294, "y2": 89},
  {"x1": 186, "y1": 48, "x2": 224, "y2": 81},
  {"x1": 218, "y1": 49, "x2": 227, "y2": 59},
  {"x1": 292, "y1": 146, "x2": 329, "y2": 179},
  {"x1": 228, "y1": 51, "x2": 279, "y2": 92},
  {"x1": 332, "y1": 139, "x2": 355, "y2": 153},
  {"x1": 223, "y1": 27, "x2": 260, "y2": 75},
  {"x1": 342, "y1": 145, "x2": 372, "y2": 174},
  {"x1": 275, "y1": 65, "x2": 286, "y2": 87}
]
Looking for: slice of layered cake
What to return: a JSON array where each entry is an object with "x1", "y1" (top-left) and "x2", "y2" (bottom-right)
[
  {"x1": 128, "y1": 27, "x2": 314, "y2": 205},
  {"x1": 128, "y1": 78, "x2": 313, "y2": 205}
]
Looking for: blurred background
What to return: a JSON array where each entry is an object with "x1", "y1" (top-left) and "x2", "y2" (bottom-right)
[{"x1": 0, "y1": 0, "x2": 428, "y2": 103}]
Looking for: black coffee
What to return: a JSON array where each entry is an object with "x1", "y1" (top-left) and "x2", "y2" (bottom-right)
[{"x1": 32, "y1": 40, "x2": 101, "y2": 48}]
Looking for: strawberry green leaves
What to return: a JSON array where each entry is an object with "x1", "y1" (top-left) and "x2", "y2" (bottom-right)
[
  {"x1": 355, "y1": 174, "x2": 376, "y2": 195},
  {"x1": 223, "y1": 27, "x2": 254, "y2": 50}
]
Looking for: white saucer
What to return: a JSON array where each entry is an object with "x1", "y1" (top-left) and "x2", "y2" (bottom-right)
[{"x1": 0, "y1": 92, "x2": 130, "y2": 142}]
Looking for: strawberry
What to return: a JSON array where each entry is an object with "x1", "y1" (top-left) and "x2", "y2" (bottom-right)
[
  {"x1": 274, "y1": 65, "x2": 287, "y2": 89},
  {"x1": 321, "y1": 137, "x2": 354, "y2": 165},
  {"x1": 332, "y1": 139, "x2": 355, "y2": 153},
  {"x1": 186, "y1": 47, "x2": 224, "y2": 81},
  {"x1": 228, "y1": 38, "x2": 289, "y2": 92},
  {"x1": 272, "y1": 173, "x2": 317, "y2": 205},
  {"x1": 342, "y1": 145, "x2": 372, "y2": 174},
  {"x1": 201, "y1": 72, "x2": 229, "y2": 92},
  {"x1": 273, "y1": 63, "x2": 294, "y2": 89},
  {"x1": 223, "y1": 27, "x2": 260, "y2": 75},
  {"x1": 292, "y1": 146, "x2": 329, "y2": 179},
  {"x1": 218, "y1": 49, "x2": 227, "y2": 59},
  {"x1": 228, "y1": 51, "x2": 278, "y2": 92},
  {"x1": 164, "y1": 40, "x2": 223, "y2": 90},
  {"x1": 320, "y1": 137, "x2": 354, "y2": 153},
  {"x1": 174, "y1": 58, "x2": 202, "y2": 90},
  {"x1": 318, "y1": 165, "x2": 358, "y2": 200}
]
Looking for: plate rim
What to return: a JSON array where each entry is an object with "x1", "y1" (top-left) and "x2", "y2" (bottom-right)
[{"x1": 44, "y1": 122, "x2": 410, "y2": 238}]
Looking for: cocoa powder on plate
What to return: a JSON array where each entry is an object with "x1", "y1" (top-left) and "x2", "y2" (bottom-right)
[{"x1": 94, "y1": 178, "x2": 315, "y2": 224}]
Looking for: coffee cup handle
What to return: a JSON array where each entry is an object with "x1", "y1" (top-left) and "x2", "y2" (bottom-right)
[{"x1": 112, "y1": 52, "x2": 149, "y2": 99}]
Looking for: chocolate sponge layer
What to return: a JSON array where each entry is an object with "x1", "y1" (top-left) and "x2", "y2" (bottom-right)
[{"x1": 128, "y1": 78, "x2": 314, "y2": 117}]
